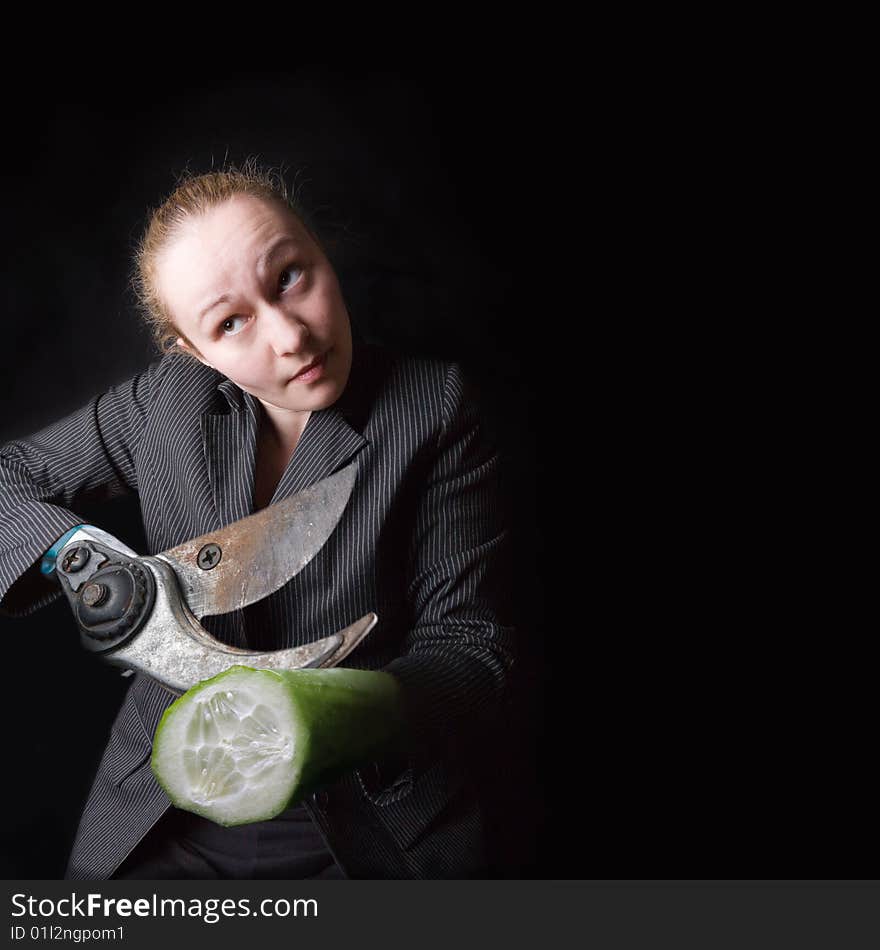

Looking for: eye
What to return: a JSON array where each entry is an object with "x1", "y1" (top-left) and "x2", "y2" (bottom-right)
[
  {"x1": 219, "y1": 315, "x2": 249, "y2": 337},
  {"x1": 279, "y1": 264, "x2": 304, "y2": 292}
]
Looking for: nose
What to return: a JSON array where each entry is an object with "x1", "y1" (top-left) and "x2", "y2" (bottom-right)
[{"x1": 261, "y1": 306, "x2": 310, "y2": 357}]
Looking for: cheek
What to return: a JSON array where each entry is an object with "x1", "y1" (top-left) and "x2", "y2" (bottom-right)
[
  {"x1": 218, "y1": 351, "x2": 267, "y2": 387},
  {"x1": 312, "y1": 276, "x2": 347, "y2": 320}
]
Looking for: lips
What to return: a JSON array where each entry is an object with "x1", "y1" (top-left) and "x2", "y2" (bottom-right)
[{"x1": 292, "y1": 351, "x2": 325, "y2": 379}]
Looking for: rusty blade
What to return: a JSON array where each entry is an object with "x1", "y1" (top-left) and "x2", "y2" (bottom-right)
[{"x1": 154, "y1": 461, "x2": 358, "y2": 618}]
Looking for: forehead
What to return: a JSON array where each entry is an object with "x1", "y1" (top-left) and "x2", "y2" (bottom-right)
[
  {"x1": 172, "y1": 194, "x2": 306, "y2": 252},
  {"x1": 156, "y1": 195, "x2": 309, "y2": 320}
]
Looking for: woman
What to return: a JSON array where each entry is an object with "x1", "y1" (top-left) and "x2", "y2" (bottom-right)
[{"x1": 0, "y1": 160, "x2": 516, "y2": 879}]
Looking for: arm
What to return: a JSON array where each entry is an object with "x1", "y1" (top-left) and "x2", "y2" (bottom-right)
[
  {"x1": 381, "y1": 361, "x2": 517, "y2": 764},
  {"x1": 0, "y1": 359, "x2": 161, "y2": 618}
]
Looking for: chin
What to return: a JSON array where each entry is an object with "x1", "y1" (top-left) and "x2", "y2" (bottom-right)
[{"x1": 278, "y1": 385, "x2": 340, "y2": 411}]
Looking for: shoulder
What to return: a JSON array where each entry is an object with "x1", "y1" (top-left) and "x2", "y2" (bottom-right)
[
  {"x1": 380, "y1": 346, "x2": 482, "y2": 436},
  {"x1": 359, "y1": 340, "x2": 458, "y2": 416},
  {"x1": 366, "y1": 345, "x2": 498, "y2": 456},
  {"x1": 144, "y1": 348, "x2": 228, "y2": 410},
  {"x1": 335, "y1": 340, "x2": 462, "y2": 450},
  {"x1": 150, "y1": 348, "x2": 216, "y2": 388}
]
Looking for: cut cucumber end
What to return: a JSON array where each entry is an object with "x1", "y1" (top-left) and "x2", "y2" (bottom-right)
[{"x1": 151, "y1": 666, "x2": 305, "y2": 826}]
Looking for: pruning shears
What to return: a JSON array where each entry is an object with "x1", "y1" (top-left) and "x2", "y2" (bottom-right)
[{"x1": 49, "y1": 461, "x2": 377, "y2": 696}]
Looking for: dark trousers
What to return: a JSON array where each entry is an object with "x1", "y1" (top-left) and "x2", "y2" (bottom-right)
[{"x1": 112, "y1": 803, "x2": 345, "y2": 879}]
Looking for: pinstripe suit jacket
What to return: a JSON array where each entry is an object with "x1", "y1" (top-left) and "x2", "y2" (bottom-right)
[{"x1": 0, "y1": 336, "x2": 516, "y2": 879}]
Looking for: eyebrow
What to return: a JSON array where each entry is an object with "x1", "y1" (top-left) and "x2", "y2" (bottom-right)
[{"x1": 197, "y1": 236, "x2": 302, "y2": 325}]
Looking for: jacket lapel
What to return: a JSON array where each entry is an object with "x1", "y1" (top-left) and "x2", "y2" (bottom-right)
[
  {"x1": 268, "y1": 402, "x2": 368, "y2": 504},
  {"x1": 200, "y1": 342, "x2": 372, "y2": 529},
  {"x1": 200, "y1": 393, "x2": 259, "y2": 529}
]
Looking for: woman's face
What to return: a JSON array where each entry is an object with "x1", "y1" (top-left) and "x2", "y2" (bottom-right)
[{"x1": 157, "y1": 194, "x2": 353, "y2": 419}]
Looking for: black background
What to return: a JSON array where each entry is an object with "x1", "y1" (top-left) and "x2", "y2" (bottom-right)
[
  {"x1": 0, "y1": 68, "x2": 558, "y2": 879},
  {"x1": 0, "y1": 65, "x2": 871, "y2": 882}
]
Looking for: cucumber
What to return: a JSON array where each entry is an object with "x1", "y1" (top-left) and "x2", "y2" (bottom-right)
[{"x1": 150, "y1": 665, "x2": 409, "y2": 826}]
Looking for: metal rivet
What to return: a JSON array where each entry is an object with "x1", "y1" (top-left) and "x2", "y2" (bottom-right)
[{"x1": 81, "y1": 582, "x2": 108, "y2": 607}]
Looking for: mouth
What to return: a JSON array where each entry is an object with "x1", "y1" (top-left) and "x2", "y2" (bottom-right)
[{"x1": 290, "y1": 350, "x2": 327, "y2": 381}]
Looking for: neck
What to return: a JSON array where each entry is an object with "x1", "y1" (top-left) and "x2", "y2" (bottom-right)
[{"x1": 258, "y1": 400, "x2": 311, "y2": 449}]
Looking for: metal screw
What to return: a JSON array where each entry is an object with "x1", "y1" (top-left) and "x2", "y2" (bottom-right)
[
  {"x1": 81, "y1": 583, "x2": 108, "y2": 607},
  {"x1": 197, "y1": 543, "x2": 222, "y2": 570},
  {"x1": 61, "y1": 547, "x2": 90, "y2": 573}
]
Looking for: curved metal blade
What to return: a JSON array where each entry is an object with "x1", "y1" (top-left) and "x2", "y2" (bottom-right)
[
  {"x1": 102, "y1": 558, "x2": 379, "y2": 692},
  {"x1": 155, "y1": 461, "x2": 359, "y2": 618}
]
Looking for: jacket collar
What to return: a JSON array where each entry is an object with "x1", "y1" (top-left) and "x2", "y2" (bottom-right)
[{"x1": 200, "y1": 340, "x2": 372, "y2": 528}]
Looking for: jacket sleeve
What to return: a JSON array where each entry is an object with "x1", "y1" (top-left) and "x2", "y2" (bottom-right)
[
  {"x1": 0, "y1": 359, "x2": 161, "y2": 618},
  {"x1": 381, "y1": 361, "x2": 517, "y2": 762}
]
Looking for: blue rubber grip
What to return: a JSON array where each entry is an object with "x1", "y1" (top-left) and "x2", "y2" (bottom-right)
[{"x1": 41, "y1": 525, "x2": 91, "y2": 576}]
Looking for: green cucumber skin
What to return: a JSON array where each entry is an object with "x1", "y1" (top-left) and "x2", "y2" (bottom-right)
[
  {"x1": 276, "y1": 667, "x2": 409, "y2": 798},
  {"x1": 151, "y1": 665, "x2": 409, "y2": 823}
]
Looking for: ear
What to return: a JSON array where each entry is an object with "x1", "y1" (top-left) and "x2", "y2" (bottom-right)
[{"x1": 176, "y1": 337, "x2": 215, "y2": 369}]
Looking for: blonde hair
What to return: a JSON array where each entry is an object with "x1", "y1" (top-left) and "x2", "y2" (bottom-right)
[{"x1": 131, "y1": 157, "x2": 327, "y2": 361}]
